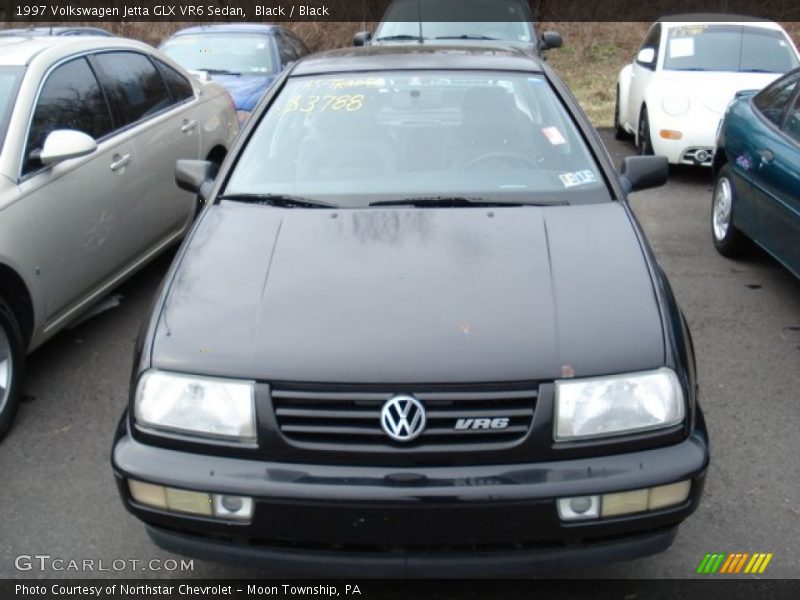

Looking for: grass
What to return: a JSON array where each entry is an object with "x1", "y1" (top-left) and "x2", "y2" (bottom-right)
[{"x1": 3, "y1": 20, "x2": 798, "y2": 127}]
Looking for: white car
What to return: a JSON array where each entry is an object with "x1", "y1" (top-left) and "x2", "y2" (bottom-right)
[
  {"x1": 0, "y1": 35, "x2": 238, "y2": 439},
  {"x1": 616, "y1": 16, "x2": 800, "y2": 166}
]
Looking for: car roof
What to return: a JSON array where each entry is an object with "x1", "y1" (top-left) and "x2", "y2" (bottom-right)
[
  {"x1": 292, "y1": 45, "x2": 544, "y2": 76},
  {"x1": 658, "y1": 15, "x2": 784, "y2": 30},
  {"x1": 170, "y1": 24, "x2": 281, "y2": 36},
  {"x1": 0, "y1": 36, "x2": 158, "y2": 67},
  {"x1": 0, "y1": 26, "x2": 113, "y2": 37}
]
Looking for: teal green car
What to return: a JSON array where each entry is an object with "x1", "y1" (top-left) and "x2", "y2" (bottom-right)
[{"x1": 712, "y1": 68, "x2": 800, "y2": 278}]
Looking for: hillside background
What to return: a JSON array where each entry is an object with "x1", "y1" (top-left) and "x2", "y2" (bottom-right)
[{"x1": 3, "y1": 21, "x2": 799, "y2": 126}]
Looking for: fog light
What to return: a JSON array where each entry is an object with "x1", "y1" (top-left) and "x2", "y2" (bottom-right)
[
  {"x1": 213, "y1": 494, "x2": 254, "y2": 520},
  {"x1": 165, "y1": 488, "x2": 212, "y2": 516},
  {"x1": 660, "y1": 129, "x2": 683, "y2": 140},
  {"x1": 128, "y1": 480, "x2": 167, "y2": 509},
  {"x1": 695, "y1": 150, "x2": 710, "y2": 163},
  {"x1": 648, "y1": 480, "x2": 691, "y2": 510},
  {"x1": 601, "y1": 489, "x2": 649, "y2": 517},
  {"x1": 557, "y1": 495, "x2": 599, "y2": 521}
]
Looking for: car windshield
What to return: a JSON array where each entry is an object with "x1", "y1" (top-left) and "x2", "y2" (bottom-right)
[
  {"x1": 0, "y1": 67, "x2": 23, "y2": 156},
  {"x1": 225, "y1": 72, "x2": 610, "y2": 207},
  {"x1": 663, "y1": 24, "x2": 799, "y2": 73},
  {"x1": 160, "y1": 33, "x2": 276, "y2": 75},
  {"x1": 375, "y1": 0, "x2": 533, "y2": 42}
]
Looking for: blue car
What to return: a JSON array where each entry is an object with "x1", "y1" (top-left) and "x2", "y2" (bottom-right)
[
  {"x1": 712, "y1": 67, "x2": 800, "y2": 278},
  {"x1": 160, "y1": 24, "x2": 309, "y2": 123}
]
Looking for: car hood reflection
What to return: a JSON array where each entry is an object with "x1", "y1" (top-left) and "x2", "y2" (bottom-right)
[{"x1": 154, "y1": 202, "x2": 665, "y2": 383}]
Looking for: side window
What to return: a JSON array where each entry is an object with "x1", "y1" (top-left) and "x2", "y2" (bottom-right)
[
  {"x1": 275, "y1": 32, "x2": 297, "y2": 68},
  {"x1": 154, "y1": 59, "x2": 194, "y2": 103},
  {"x1": 286, "y1": 33, "x2": 309, "y2": 59},
  {"x1": 784, "y1": 95, "x2": 800, "y2": 143},
  {"x1": 24, "y1": 57, "x2": 112, "y2": 175},
  {"x1": 636, "y1": 24, "x2": 661, "y2": 69},
  {"x1": 754, "y1": 75, "x2": 799, "y2": 127},
  {"x1": 94, "y1": 52, "x2": 172, "y2": 127}
]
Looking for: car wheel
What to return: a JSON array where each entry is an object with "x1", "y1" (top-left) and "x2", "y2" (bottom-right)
[
  {"x1": 0, "y1": 296, "x2": 24, "y2": 442},
  {"x1": 711, "y1": 165, "x2": 749, "y2": 258},
  {"x1": 614, "y1": 88, "x2": 627, "y2": 140},
  {"x1": 637, "y1": 107, "x2": 654, "y2": 155}
]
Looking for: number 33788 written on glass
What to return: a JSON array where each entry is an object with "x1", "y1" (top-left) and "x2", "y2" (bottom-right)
[{"x1": 282, "y1": 94, "x2": 365, "y2": 114}]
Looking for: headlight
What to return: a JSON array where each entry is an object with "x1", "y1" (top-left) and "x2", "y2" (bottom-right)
[
  {"x1": 135, "y1": 371, "x2": 256, "y2": 443},
  {"x1": 236, "y1": 110, "x2": 251, "y2": 124},
  {"x1": 555, "y1": 368, "x2": 685, "y2": 441},
  {"x1": 661, "y1": 93, "x2": 690, "y2": 116}
]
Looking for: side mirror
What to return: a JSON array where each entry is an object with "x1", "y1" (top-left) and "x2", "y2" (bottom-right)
[
  {"x1": 620, "y1": 156, "x2": 668, "y2": 194},
  {"x1": 38, "y1": 130, "x2": 97, "y2": 166},
  {"x1": 540, "y1": 31, "x2": 562, "y2": 50},
  {"x1": 176, "y1": 159, "x2": 216, "y2": 198},
  {"x1": 636, "y1": 47, "x2": 656, "y2": 66},
  {"x1": 353, "y1": 31, "x2": 372, "y2": 47}
]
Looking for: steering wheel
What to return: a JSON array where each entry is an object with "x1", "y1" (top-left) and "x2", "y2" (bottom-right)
[{"x1": 460, "y1": 151, "x2": 540, "y2": 170}]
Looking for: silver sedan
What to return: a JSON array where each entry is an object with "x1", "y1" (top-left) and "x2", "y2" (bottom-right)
[{"x1": 0, "y1": 35, "x2": 239, "y2": 440}]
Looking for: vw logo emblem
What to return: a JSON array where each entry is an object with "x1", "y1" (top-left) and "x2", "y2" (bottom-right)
[{"x1": 380, "y1": 395, "x2": 426, "y2": 442}]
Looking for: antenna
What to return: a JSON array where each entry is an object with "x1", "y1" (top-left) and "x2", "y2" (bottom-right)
[{"x1": 417, "y1": 0, "x2": 424, "y2": 43}]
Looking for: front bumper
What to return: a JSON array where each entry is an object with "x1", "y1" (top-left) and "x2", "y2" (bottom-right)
[
  {"x1": 650, "y1": 112, "x2": 721, "y2": 166},
  {"x1": 112, "y1": 422, "x2": 708, "y2": 576}
]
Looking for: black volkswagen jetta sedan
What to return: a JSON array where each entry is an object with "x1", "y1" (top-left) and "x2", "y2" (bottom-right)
[{"x1": 112, "y1": 46, "x2": 709, "y2": 576}]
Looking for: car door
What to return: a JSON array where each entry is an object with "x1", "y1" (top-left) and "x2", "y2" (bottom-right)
[
  {"x1": 92, "y1": 51, "x2": 198, "y2": 248},
  {"x1": 747, "y1": 74, "x2": 800, "y2": 271},
  {"x1": 17, "y1": 56, "x2": 142, "y2": 323},
  {"x1": 627, "y1": 24, "x2": 661, "y2": 128}
]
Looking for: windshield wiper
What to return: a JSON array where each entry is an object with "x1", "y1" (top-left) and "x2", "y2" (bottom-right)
[
  {"x1": 219, "y1": 194, "x2": 336, "y2": 209},
  {"x1": 196, "y1": 68, "x2": 241, "y2": 76},
  {"x1": 375, "y1": 35, "x2": 426, "y2": 42},
  {"x1": 369, "y1": 196, "x2": 564, "y2": 208},
  {"x1": 435, "y1": 35, "x2": 496, "y2": 40},
  {"x1": 739, "y1": 68, "x2": 778, "y2": 73}
]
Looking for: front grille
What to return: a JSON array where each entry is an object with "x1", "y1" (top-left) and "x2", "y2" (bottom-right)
[{"x1": 271, "y1": 385, "x2": 538, "y2": 451}]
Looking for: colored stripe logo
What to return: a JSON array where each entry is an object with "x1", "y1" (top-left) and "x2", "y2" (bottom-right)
[{"x1": 696, "y1": 553, "x2": 773, "y2": 574}]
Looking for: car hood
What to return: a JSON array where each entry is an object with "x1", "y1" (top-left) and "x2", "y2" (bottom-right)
[
  {"x1": 152, "y1": 202, "x2": 664, "y2": 383},
  {"x1": 0, "y1": 174, "x2": 16, "y2": 208},
  {"x1": 658, "y1": 71, "x2": 781, "y2": 115},
  {"x1": 203, "y1": 73, "x2": 276, "y2": 111}
]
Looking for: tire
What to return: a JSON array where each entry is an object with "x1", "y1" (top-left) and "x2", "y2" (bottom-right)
[
  {"x1": 637, "y1": 106, "x2": 654, "y2": 155},
  {"x1": 0, "y1": 296, "x2": 24, "y2": 442},
  {"x1": 711, "y1": 165, "x2": 749, "y2": 258},
  {"x1": 614, "y1": 88, "x2": 627, "y2": 140}
]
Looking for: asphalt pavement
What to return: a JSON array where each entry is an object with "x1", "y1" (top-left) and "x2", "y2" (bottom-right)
[{"x1": 1, "y1": 129, "x2": 799, "y2": 579}]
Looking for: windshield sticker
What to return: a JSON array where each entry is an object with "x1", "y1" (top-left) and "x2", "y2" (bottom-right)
[
  {"x1": 282, "y1": 93, "x2": 365, "y2": 114},
  {"x1": 671, "y1": 24, "x2": 708, "y2": 38},
  {"x1": 542, "y1": 126, "x2": 567, "y2": 146},
  {"x1": 669, "y1": 38, "x2": 695, "y2": 59},
  {"x1": 559, "y1": 170, "x2": 598, "y2": 188},
  {"x1": 299, "y1": 78, "x2": 386, "y2": 92}
]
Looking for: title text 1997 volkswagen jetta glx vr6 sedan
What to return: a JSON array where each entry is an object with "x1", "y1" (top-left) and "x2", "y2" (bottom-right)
[{"x1": 112, "y1": 46, "x2": 709, "y2": 577}]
